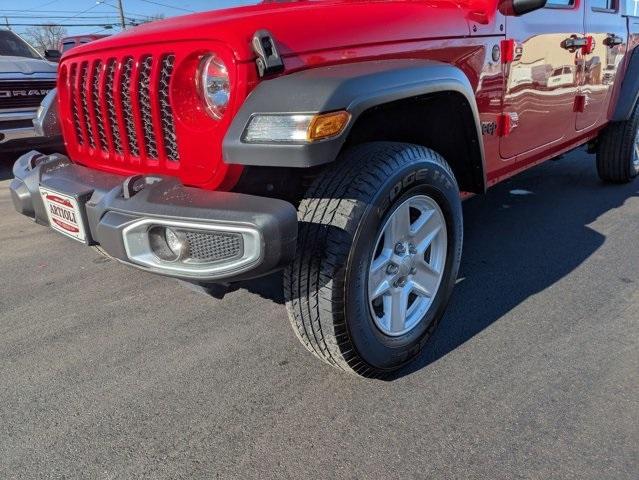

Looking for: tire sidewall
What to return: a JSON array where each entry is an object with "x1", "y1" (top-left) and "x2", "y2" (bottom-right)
[
  {"x1": 344, "y1": 154, "x2": 463, "y2": 371},
  {"x1": 632, "y1": 116, "x2": 639, "y2": 178}
]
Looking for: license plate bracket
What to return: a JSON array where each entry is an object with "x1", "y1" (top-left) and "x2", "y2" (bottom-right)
[{"x1": 39, "y1": 187, "x2": 89, "y2": 243}]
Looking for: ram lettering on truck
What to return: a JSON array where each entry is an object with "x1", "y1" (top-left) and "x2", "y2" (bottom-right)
[{"x1": 0, "y1": 30, "x2": 61, "y2": 152}]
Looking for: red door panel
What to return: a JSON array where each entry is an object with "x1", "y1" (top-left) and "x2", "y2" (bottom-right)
[
  {"x1": 501, "y1": 2, "x2": 584, "y2": 160},
  {"x1": 577, "y1": 0, "x2": 628, "y2": 131}
]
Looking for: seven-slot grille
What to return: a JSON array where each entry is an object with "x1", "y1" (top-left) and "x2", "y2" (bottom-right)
[{"x1": 65, "y1": 54, "x2": 179, "y2": 163}]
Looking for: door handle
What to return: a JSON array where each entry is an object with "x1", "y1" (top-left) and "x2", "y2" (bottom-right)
[
  {"x1": 561, "y1": 36, "x2": 588, "y2": 52},
  {"x1": 603, "y1": 35, "x2": 623, "y2": 47}
]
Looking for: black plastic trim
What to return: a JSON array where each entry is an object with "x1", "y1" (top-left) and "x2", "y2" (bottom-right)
[
  {"x1": 223, "y1": 59, "x2": 486, "y2": 192},
  {"x1": 612, "y1": 47, "x2": 639, "y2": 122}
]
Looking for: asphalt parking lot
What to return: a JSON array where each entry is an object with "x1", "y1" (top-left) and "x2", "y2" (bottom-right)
[{"x1": 1, "y1": 149, "x2": 637, "y2": 479}]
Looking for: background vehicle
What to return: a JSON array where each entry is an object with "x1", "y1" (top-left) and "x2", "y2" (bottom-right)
[
  {"x1": 59, "y1": 34, "x2": 110, "y2": 54},
  {"x1": 8, "y1": 0, "x2": 639, "y2": 377},
  {"x1": 547, "y1": 66, "x2": 575, "y2": 88},
  {"x1": 0, "y1": 29, "x2": 61, "y2": 153}
]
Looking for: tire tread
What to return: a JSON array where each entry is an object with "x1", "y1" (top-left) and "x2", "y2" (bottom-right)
[
  {"x1": 597, "y1": 103, "x2": 639, "y2": 183},
  {"x1": 284, "y1": 142, "x2": 456, "y2": 377}
]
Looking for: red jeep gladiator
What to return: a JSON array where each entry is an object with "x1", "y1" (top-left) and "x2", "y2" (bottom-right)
[{"x1": 9, "y1": 0, "x2": 639, "y2": 377}]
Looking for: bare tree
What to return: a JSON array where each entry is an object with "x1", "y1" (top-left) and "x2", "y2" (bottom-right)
[{"x1": 25, "y1": 24, "x2": 67, "y2": 53}]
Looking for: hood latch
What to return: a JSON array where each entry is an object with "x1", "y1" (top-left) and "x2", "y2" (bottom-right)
[{"x1": 252, "y1": 30, "x2": 284, "y2": 78}]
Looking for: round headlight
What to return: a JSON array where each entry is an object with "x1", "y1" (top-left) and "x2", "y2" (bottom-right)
[{"x1": 199, "y1": 54, "x2": 230, "y2": 120}]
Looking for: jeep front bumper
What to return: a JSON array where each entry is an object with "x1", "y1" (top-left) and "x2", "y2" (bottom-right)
[{"x1": 10, "y1": 151, "x2": 298, "y2": 282}]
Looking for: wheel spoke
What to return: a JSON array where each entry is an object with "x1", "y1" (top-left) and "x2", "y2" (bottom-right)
[
  {"x1": 385, "y1": 286, "x2": 410, "y2": 333},
  {"x1": 412, "y1": 206, "x2": 442, "y2": 254},
  {"x1": 412, "y1": 208, "x2": 443, "y2": 254},
  {"x1": 409, "y1": 209, "x2": 435, "y2": 237},
  {"x1": 385, "y1": 202, "x2": 411, "y2": 248},
  {"x1": 369, "y1": 251, "x2": 392, "y2": 300},
  {"x1": 411, "y1": 261, "x2": 441, "y2": 297}
]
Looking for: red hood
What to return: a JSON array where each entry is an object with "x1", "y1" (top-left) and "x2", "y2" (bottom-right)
[{"x1": 65, "y1": 0, "x2": 474, "y2": 63}]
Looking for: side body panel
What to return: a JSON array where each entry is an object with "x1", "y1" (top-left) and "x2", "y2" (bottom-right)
[
  {"x1": 501, "y1": 4, "x2": 584, "y2": 160},
  {"x1": 579, "y1": 0, "x2": 628, "y2": 130}
]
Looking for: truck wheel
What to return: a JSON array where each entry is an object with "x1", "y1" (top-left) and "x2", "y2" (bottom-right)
[
  {"x1": 596, "y1": 105, "x2": 639, "y2": 183},
  {"x1": 283, "y1": 142, "x2": 463, "y2": 377}
]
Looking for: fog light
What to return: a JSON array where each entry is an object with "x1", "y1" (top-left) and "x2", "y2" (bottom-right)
[
  {"x1": 149, "y1": 226, "x2": 189, "y2": 262},
  {"x1": 165, "y1": 228, "x2": 184, "y2": 253}
]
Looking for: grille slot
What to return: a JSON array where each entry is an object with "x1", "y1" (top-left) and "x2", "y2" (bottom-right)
[
  {"x1": 185, "y1": 231, "x2": 243, "y2": 263},
  {"x1": 92, "y1": 61, "x2": 108, "y2": 151},
  {"x1": 80, "y1": 62, "x2": 95, "y2": 148},
  {"x1": 69, "y1": 64, "x2": 85, "y2": 145},
  {"x1": 120, "y1": 57, "x2": 139, "y2": 157},
  {"x1": 66, "y1": 53, "x2": 178, "y2": 164},
  {"x1": 138, "y1": 56, "x2": 158, "y2": 159},
  {"x1": 104, "y1": 59, "x2": 122, "y2": 154},
  {"x1": 159, "y1": 55, "x2": 179, "y2": 162}
]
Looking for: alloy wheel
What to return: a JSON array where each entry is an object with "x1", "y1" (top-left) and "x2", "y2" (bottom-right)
[{"x1": 368, "y1": 195, "x2": 448, "y2": 337}]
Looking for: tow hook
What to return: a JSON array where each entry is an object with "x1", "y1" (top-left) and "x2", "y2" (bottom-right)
[{"x1": 122, "y1": 175, "x2": 163, "y2": 199}]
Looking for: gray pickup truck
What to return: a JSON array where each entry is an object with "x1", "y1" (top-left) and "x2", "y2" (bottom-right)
[{"x1": 0, "y1": 30, "x2": 61, "y2": 153}]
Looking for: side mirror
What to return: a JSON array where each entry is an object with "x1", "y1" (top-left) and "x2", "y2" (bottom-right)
[
  {"x1": 499, "y1": 0, "x2": 548, "y2": 16},
  {"x1": 44, "y1": 49, "x2": 61, "y2": 62}
]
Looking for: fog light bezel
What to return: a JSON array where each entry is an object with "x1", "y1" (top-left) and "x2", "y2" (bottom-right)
[{"x1": 122, "y1": 218, "x2": 261, "y2": 279}]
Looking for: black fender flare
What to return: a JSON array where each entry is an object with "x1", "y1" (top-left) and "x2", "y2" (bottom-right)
[
  {"x1": 223, "y1": 59, "x2": 486, "y2": 192},
  {"x1": 612, "y1": 46, "x2": 639, "y2": 122}
]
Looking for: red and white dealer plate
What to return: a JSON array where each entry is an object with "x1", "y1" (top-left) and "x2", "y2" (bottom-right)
[{"x1": 39, "y1": 187, "x2": 87, "y2": 243}]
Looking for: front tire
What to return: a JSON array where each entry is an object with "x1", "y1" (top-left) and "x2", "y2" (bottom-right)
[{"x1": 283, "y1": 142, "x2": 463, "y2": 377}]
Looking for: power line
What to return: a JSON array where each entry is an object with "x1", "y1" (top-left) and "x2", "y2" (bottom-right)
[
  {"x1": 135, "y1": 0, "x2": 194, "y2": 13},
  {"x1": 2, "y1": 15, "x2": 145, "y2": 20},
  {"x1": 86, "y1": 1, "x2": 151, "y2": 17},
  {"x1": 56, "y1": 3, "x2": 105, "y2": 23},
  {"x1": 22, "y1": 0, "x2": 63, "y2": 12},
  {"x1": 0, "y1": 9, "x2": 124, "y2": 14},
  {"x1": 6, "y1": 22, "x2": 133, "y2": 27}
]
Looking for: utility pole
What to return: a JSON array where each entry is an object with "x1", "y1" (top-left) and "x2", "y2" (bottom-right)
[
  {"x1": 117, "y1": 0, "x2": 126, "y2": 30},
  {"x1": 4, "y1": 17, "x2": 11, "y2": 30}
]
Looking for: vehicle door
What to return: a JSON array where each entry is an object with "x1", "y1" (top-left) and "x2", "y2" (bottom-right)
[
  {"x1": 577, "y1": 0, "x2": 628, "y2": 130},
  {"x1": 501, "y1": 0, "x2": 585, "y2": 160}
]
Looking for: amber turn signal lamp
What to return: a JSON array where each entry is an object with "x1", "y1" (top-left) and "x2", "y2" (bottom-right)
[{"x1": 307, "y1": 111, "x2": 351, "y2": 142}]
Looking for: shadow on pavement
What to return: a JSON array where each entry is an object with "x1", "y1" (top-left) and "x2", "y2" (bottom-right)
[
  {"x1": 392, "y1": 156, "x2": 639, "y2": 379},
  {"x1": 0, "y1": 155, "x2": 14, "y2": 181}
]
